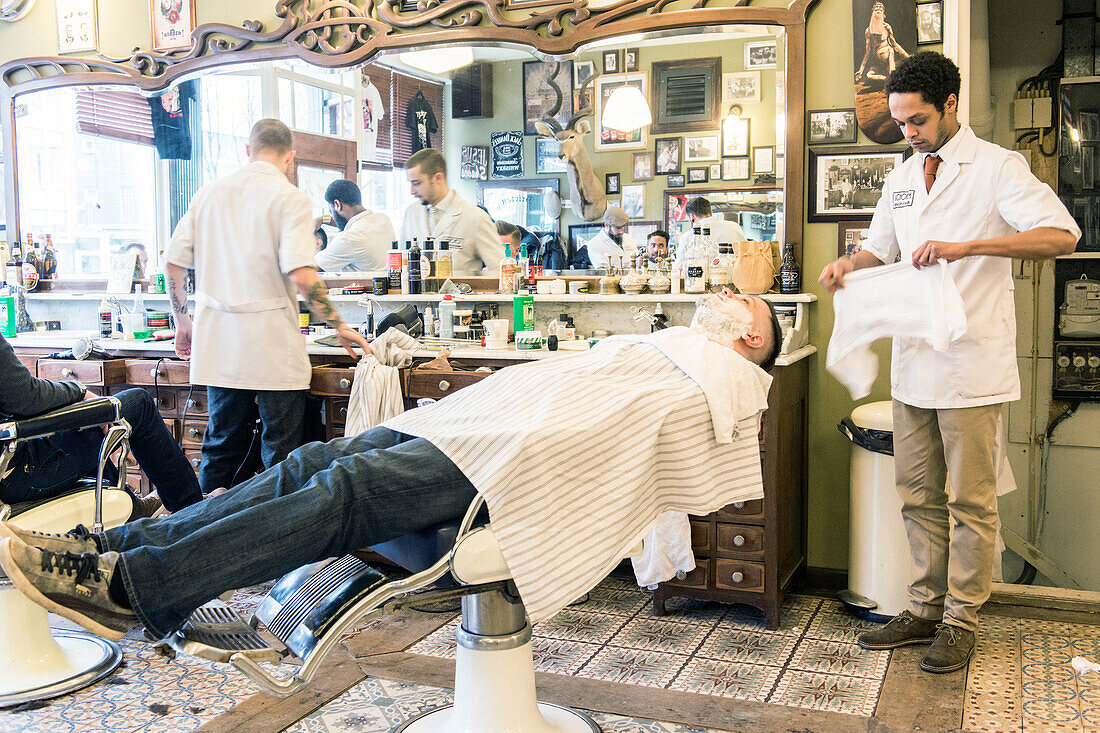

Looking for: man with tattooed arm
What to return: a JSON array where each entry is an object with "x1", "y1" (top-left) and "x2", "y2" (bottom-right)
[{"x1": 164, "y1": 119, "x2": 371, "y2": 495}]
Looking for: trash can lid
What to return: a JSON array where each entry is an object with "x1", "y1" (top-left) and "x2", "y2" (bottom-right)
[{"x1": 851, "y1": 401, "x2": 893, "y2": 432}]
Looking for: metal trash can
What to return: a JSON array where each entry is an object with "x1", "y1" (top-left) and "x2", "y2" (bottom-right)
[{"x1": 837, "y1": 401, "x2": 910, "y2": 621}]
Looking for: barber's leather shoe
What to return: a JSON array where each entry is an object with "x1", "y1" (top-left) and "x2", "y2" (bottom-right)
[
  {"x1": 0, "y1": 537, "x2": 136, "y2": 641},
  {"x1": 133, "y1": 492, "x2": 164, "y2": 519},
  {"x1": 0, "y1": 521, "x2": 98, "y2": 555},
  {"x1": 857, "y1": 610, "x2": 940, "y2": 650},
  {"x1": 920, "y1": 623, "x2": 976, "y2": 673}
]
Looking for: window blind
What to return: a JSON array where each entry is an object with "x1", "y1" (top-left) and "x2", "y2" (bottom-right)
[
  {"x1": 75, "y1": 88, "x2": 155, "y2": 146},
  {"x1": 360, "y1": 66, "x2": 444, "y2": 171}
]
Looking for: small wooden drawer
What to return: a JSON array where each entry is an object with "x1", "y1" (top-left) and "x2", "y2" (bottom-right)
[
  {"x1": 311, "y1": 365, "x2": 356, "y2": 396},
  {"x1": 164, "y1": 418, "x2": 178, "y2": 440},
  {"x1": 126, "y1": 359, "x2": 191, "y2": 386},
  {"x1": 689, "y1": 519, "x2": 710, "y2": 552},
  {"x1": 663, "y1": 562, "x2": 709, "y2": 589},
  {"x1": 181, "y1": 418, "x2": 208, "y2": 447},
  {"x1": 714, "y1": 559, "x2": 765, "y2": 592},
  {"x1": 124, "y1": 471, "x2": 144, "y2": 494},
  {"x1": 37, "y1": 359, "x2": 127, "y2": 385},
  {"x1": 328, "y1": 398, "x2": 349, "y2": 426},
  {"x1": 185, "y1": 449, "x2": 203, "y2": 472},
  {"x1": 716, "y1": 499, "x2": 764, "y2": 523},
  {"x1": 17, "y1": 353, "x2": 39, "y2": 372},
  {"x1": 716, "y1": 523, "x2": 765, "y2": 555},
  {"x1": 144, "y1": 388, "x2": 178, "y2": 416},
  {"x1": 405, "y1": 369, "x2": 491, "y2": 399},
  {"x1": 181, "y1": 389, "x2": 209, "y2": 416}
]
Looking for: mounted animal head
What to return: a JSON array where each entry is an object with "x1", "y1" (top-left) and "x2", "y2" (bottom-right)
[{"x1": 534, "y1": 72, "x2": 606, "y2": 221}]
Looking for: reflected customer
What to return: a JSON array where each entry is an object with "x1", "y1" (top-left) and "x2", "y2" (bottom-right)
[{"x1": 315, "y1": 179, "x2": 396, "y2": 272}]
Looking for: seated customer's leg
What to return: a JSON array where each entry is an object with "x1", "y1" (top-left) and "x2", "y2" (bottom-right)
[
  {"x1": 115, "y1": 388, "x2": 202, "y2": 512},
  {"x1": 0, "y1": 428, "x2": 105, "y2": 504},
  {"x1": 111, "y1": 433, "x2": 476, "y2": 639},
  {"x1": 255, "y1": 389, "x2": 307, "y2": 469},
  {"x1": 199, "y1": 387, "x2": 258, "y2": 494}
]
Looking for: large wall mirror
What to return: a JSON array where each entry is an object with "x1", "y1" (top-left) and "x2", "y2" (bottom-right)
[{"x1": 0, "y1": 1, "x2": 812, "y2": 278}]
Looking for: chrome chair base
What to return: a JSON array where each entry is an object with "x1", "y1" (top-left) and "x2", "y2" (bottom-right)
[
  {"x1": 395, "y1": 703, "x2": 601, "y2": 733},
  {"x1": 0, "y1": 623, "x2": 122, "y2": 708}
]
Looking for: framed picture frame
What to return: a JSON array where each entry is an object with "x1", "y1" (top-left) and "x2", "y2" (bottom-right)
[
  {"x1": 632, "y1": 151, "x2": 654, "y2": 181},
  {"x1": 809, "y1": 145, "x2": 909, "y2": 222},
  {"x1": 594, "y1": 73, "x2": 648, "y2": 151},
  {"x1": 753, "y1": 145, "x2": 775, "y2": 174},
  {"x1": 1080, "y1": 110, "x2": 1100, "y2": 142},
  {"x1": 459, "y1": 145, "x2": 489, "y2": 180},
  {"x1": 722, "y1": 157, "x2": 750, "y2": 180},
  {"x1": 654, "y1": 137, "x2": 681, "y2": 175},
  {"x1": 606, "y1": 172, "x2": 621, "y2": 195},
  {"x1": 838, "y1": 220, "x2": 873, "y2": 258},
  {"x1": 1084, "y1": 144, "x2": 1097, "y2": 191},
  {"x1": 721, "y1": 71, "x2": 761, "y2": 105},
  {"x1": 744, "y1": 39, "x2": 777, "y2": 70},
  {"x1": 56, "y1": 0, "x2": 98, "y2": 54},
  {"x1": 490, "y1": 130, "x2": 525, "y2": 179},
  {"x1": 667, "y1": 174, "x2": 686, "y2": 188},
  {"x1": 535, "y1": 137, "x2": 568, "y2": 175},
  {"x1": 621, "y1": 184, "x2": 645, "y2": 218},
  {"x1": 628, "y1": 219, "x2": 662, "y2": 244},
  {"x1": 522, "y1": 60, "x2": 573, "y2": 135},
  {"x1": 916, "y1": 1, "x2": 943, "y2": 45},
  {"x1": 722, "y1": 117, "x2": 750, "y2": 157},
  {"x1": 687, "y1": 166, "x2": 709, "y2": 184},
  {"x1": 573, "y1": 60, "x2": 596, "y2": 89},
  {"x1": 150, "y1": 0, "x2": 197, "y2": 52},
  {"x1": 709, "y1": 163, "x2": 722, "y2": 179},
  {"x1": 568, "y1": 223, "x2": 604, "y2": 261},
  {"x1": 624, "y1": 48, "x2": 640, "y2": 73},
  {"x1": 684, "y1": 133, "x2": 721, "y2": 163},
  {"x1": 807, "y1": 108, "x2": 858, "y2": 145},
  {"x1": 602, "y1": 49, "x2": 622, "y2": 74}
]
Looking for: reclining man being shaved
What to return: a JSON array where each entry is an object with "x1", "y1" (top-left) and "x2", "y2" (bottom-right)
[{"x1": 0, "y1": 290, "x2": 781, "y2": 642}]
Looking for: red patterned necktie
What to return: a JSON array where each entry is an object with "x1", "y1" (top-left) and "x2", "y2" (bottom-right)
[{"x1": 924, "y1": 154, "x2": 941, "y2": 193}]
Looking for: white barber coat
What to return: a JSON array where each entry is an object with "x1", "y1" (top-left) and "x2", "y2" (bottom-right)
[
  {"x1": 863, "y1": 126, "x2": 1080, "y2": 408},
  {"x1": 315, "y1": 209, "x2": 396, "y2": 272},
  {"x1": 586, "y1": 229, "x2": 635, "y2": 269},
  {"x1": 401, "y1": 189, "x2": 504, "y2": 275},
  {"x1": 166, "y1": 161, "x2": 316, "y2": 391},
  {"x1": 676, "y1": 215, "x2": 747, "y2": 266}
]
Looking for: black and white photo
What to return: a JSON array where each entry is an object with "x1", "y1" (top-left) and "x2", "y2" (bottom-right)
[
  {"x1": 624, "y1": 48, "x2": 640, "y2": 73},
  {"x1": 687, "y1": 166, "x2": 709, "y2": 184},
  {"x1": 809, "y1": 146, "x2": 908, "y2": 221},
  {"x1": 753, "y1": 145, "x2": 775, "y2": 174},
  {"x1": 667, "y1": 174, "x2": 686, "y2": 188},
  {"x1": 722, "y1": 157, "x2": 750, "y2": 180},
  {"x1": 808, "y1": 108, "x2": 858, "y2": 145},
  {"x1": 602, "y1": 50, "x2": 621, "y2": 74},
  {"x1": 655, "y1": 137, "x2": 681, "y2": 175},
  {"x1": 722, "y1": 71, "x2": 761, "y2": 105},
  {"x1": 684, "y1": 133, "x2": 720, "y2": 163},
  {"x1": 744, "y1": 40, "x2": 777, "y2": 69},
  {"x1": 633, "y1": 151, "x2": 654, "y2": 181},
  {"x1": 916, "y1": 1, "x2": 942, "y2": 45},
  {"x1": 605, "y1": 172, "x2": 621, "y2": 195}
]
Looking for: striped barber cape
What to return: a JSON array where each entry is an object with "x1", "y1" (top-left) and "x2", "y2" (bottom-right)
[{"x1": 382, "y1": 327, "x2": 773, "y2": 623}]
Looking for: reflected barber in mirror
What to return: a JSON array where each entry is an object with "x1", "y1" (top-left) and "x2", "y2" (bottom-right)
[
  {"x1": 314, "y1": 179, "x2": 396, "y2": 272},
  {"x1": 646, "y1": 229, "x2": 670, "y2": 270},
  {"x1": 402, "y1": 149, "x2": 503, "y2": 275},
  {"x1": 676, "y1": 197, "x2": 747, "y2": 267},
  {"x1": 585, "y1": 206, "x2": 635, "y2": 270}
]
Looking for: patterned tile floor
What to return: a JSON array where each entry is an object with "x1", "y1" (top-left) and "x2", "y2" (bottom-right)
[{"x1": 409, "y1": 576, "x2": 892, "y2": 718}]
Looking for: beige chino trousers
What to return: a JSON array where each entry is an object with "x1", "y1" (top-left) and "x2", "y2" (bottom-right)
[{"x1": 891, "y1": 400, "x2": 1001, "y2": 632}]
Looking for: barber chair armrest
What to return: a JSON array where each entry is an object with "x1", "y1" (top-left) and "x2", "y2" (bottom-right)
[{"x1": 0, "y1": 397, "x2": 121, "y2": 442}]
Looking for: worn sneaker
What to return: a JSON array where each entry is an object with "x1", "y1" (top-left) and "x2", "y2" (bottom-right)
[
  {"x1": 920, "y1": 623, "x2": 976, "y2": 673},
  {"x1": 857, "y1": 610, "x2": 940, "y2": 650},
  {"x1": 0, "y1": 521, "x2": 98, "y2": 555},
  {"x1": 0, "y1": 537, "x2": 136, "y2": 641}
]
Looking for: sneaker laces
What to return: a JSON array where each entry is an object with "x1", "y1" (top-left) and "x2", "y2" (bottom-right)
[
  {"x1": 935, "y1": 623, "x2": 961, "y2": 646},
  {"x1": 40, "y1": 549, "x2": 103, "y2": 586},
  {"x1": 23, "y1": 524, "x2": 91, "y2": 542}
]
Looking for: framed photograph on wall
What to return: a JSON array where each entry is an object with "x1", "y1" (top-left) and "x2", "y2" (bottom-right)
[
  {"x1": 809, "y1": 145, "x2": 909, "y2": 222},
  {"x1": 568, "y1": 223, "x2": 604, "y2": 261},
  {"x1": 606, "y1": 172, "x2": 621, "y2": 195},
  {"x1": 621, "y1": 184, "x2": 645, "y2": 218},
  {"x1": 654, "y1": 137, "x2": 681, "y2": 175},
  {"x1": 595, "y1": 74, "x2": 648, "y2": 151},
  {"x1": 633, "y1": 152, "x2": 654, "y2": 181},
  {"x1": 916, "y1": 1, "x2": 943, "y2": 45},
  {"x1": 709, "y1": 163, "x2": 722, "y2": 179},
  {"x1": 722, "y1": 157, "x2": 750, "y2": 180},
  {"x1": 459, "y1": 145, "x2": 489, "y2": 180},
  {"x1": 687, "y1": 166, "x2": 709, "y2": 184},
  {"x1": 753, "y1": 145, "x2": 775, "y2": 174},
  {"x1": 684, "y1": 133, "x2": 720, "y2": 163},
  {"x1": 838, "y1": 220, "x2": 873, "y2": 258},
  {"x1": 150, "y1": 0, "x2": 197, "y2": 52},
  {"x1": 721, "y1": 71, "x2": 761, "y2": 105},
  {"x1": 808, "y1": 108, "x2": 858, "y2": 145},
  {"x1": 522, "y1": 60, "x2": 573, "y2": 135},
  {"x1": 744, "y1": 39, "x2": 777, "y2": 69},
  {"x1": 56, "y1": 0, "x2": 98, "y2": 54},
  {"x1": 602, "y1": 50, "x2": 622, "y2": 74},
  {"x1": 667, "y1": 174, "x2": 686, "y2": 188},
  {"x1": 722, "y1": 117, "x2": 750, "y2": 157},
  {"x1": 624, "y1": 48, "x2": 640, "y2": 73},
  {"x1": 535, "y1": 137, "x2": 568, "y2": 174},
  {"x1": 573, "y1": 60, "x2": 596, "y2": 89}
]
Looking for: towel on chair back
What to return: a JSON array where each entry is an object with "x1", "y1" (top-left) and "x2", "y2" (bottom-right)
[
  {"x1": 345, "y1": 328, "x2": 419, "y2": 436},
  {"x1": 383, "y1": 327, "x2": 772, "y2": 623}
]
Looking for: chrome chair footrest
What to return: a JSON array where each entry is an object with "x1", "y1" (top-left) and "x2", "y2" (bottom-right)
[{"x1": 156, "y1": 600, "x2": 285, "y2": 665}]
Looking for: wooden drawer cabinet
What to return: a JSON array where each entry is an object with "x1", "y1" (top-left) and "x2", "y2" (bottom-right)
[
  {"x1": 310, "y1": 365, "x2": 355, "y2": 396},
  {"x1": 653, "y1": 359, "x2": 808, "y2": 629},
  {"x1": 125, "y1": 359, "x2": 191, "y2": 386},
  {"x1": 181, "y1": 418, "x2": 208, "y2": 448},
  {"x1": 328, "y1": 398, "x2": 349, "y2": 426},
  {"x1": 182, "y1": 389, "x2": 208, "y2": 416},
  {"x1": 405, "y1": 368, "x2": 491, "y2": 400},
  {"x1": 37, "y1": 359, "x2": 127, "y2": 385},
  {"x1": 185, "y1": 449, "x2": 203, "y2": 473}
]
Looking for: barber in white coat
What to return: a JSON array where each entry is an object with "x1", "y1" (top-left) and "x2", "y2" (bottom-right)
[
  {"x1": 165, "y1": 119, "x2": 371, "y2": 494},
  {"x1": 675, "y1": 197, "x2": 747, "y2": 266},
  {"x1": 401, "y1": 148, "x2": 503, "y2": 275},
  {"x1": 585, "y1": 206, "x2": 635, "y2": 269},
  {"x1": 820, "y1": 53, "x2": 1079, "y2": 674}
]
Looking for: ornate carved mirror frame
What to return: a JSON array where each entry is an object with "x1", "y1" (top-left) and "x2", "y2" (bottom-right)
[{"x1": 0, "y1": 0, "x2": 817, "y2": 253}]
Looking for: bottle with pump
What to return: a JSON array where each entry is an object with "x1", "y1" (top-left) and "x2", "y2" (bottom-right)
[
  {"x1": 780, "y1": 242, "x2": 801, "y2": 294},
  {"x1": 436, "y1": 240, "x2": 453, "y2": 280},
  {"x1": 387, "y1": 240, "x2": 402, "y2": 292},
  {"x1": 683, "y1": 226, "x2": 707, "y2": 294},
  {"x1": 408, "y1": 239, "x2": 423, "y2": 295},
  {"x1": 499, "y1": 242, "x2": 516, "y2": 293}
]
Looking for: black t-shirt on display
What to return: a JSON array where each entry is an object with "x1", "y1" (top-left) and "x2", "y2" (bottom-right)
[
  {"x1": 404, "y1": 91, "x2": 437, "y2": 153},
  {"x1": 148, "y1": 80, "x2": 197, "y2": 160}
]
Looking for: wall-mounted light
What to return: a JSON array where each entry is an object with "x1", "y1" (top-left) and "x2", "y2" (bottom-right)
[
  {"x1": 399, "y1": 46, "x2": 475, "y2": 75},
  {"x1": 722, "y1": 104, "x2": 744, "y2": 140},
  {"x1": 603, "y1": 74, "x2": 652, "y2": 133}
]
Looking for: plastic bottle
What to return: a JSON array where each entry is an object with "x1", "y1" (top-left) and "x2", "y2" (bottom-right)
[
  {"x1": 387, "y1": 240, "x2": 402, "y2": 292},
  {"x1": 409, "y1": 239, "x2": 423, "y2": 295},
  {"x1": 5, "y1": 238, "x2": 22, "y2": 288},
  {"x1": 499, "y1": 242, "x2": 516, "y2": 293},
  {"x1": 439, "y1": 295, "x2": 456, "y2": 338},
  {"x1": 401, "y1": 241, "x2": 411, "y2": 295},
  {"x1": 98, "y1": 298, "x2": 113, "y2": 337},
  {"x1": 424, "y1": 305, "x2": 435, "y2": 337},
  {"x1": 515, "y1": 243, "x2": 530, "y2": 293}
]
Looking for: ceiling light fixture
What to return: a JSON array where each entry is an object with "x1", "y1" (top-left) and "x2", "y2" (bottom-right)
[{"x1": 399, "y1": 47, "x2": 475, "y2": 75}]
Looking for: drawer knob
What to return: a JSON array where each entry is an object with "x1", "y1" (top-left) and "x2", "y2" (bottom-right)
[
  {"x1": 339, "y1": 378, "x2": 350, "y2": 390},
  {"x1": 731, "y1": 571, "x2": 744, "y2": 583},
  {"x1": 733, "y1": 501, "x2": 745, "y2": 509},
  {"x1": 187, "y1": 428, "x2": 199, "y2": 438},
  {"x1": 675, "y1": 570, "x2": 687, "y2": 581},
  {"x1": 733, "y1": 534, "x2": 745, "y2": 547},
  {"x1": 190, "y1": 458, "x2": 200, "y2": 468},
  {"x1": 339, "y1": 407, "x2": 347, "y2": 419},
  {"x1": 438, "y1": 380, "x2": 451, "y2": 391},
  {"x1": 150, "y1": 368, "x2": 160, "y2": 378},
  {"x1": 187, "y1": 399, "x2": 196, "y2": 408},
  {"x1": 61, "y1": 368, "x2": 73, "y2": 377}
]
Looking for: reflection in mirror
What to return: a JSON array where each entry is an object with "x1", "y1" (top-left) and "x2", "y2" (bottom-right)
[{"x1": 11, "y1": 25, "x2": 786, "y2": 278}]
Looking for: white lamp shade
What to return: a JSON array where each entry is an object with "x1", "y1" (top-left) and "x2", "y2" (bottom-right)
[
  {"x1": 399, "y1": 47, "x2": 475, "y2": 75},
  {"x1": 602, "y1": 85, "x2": 652, "y2": 133}
]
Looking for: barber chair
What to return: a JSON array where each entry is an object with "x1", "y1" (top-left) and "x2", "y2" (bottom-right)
[
  {"x1": 0, "y1": 397, "x2": 137, "y2": 706},
  {"x1": 159, "y1": 495, "x2": 622, "y2": 731}
]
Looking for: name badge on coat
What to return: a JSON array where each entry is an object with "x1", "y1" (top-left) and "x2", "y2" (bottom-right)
[{"x1": 893, "y1": 190, "x2": 915, "y2": 209}]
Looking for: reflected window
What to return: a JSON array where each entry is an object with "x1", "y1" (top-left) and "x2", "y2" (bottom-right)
[
  {"x1": 360, "y1": 168, "x2": 414, "y2": 235},
  {"x1": 275, "y1": 62, "x2": 356, "y2": 139},
  {"x1": 198, "y1": 72, "x2": 261, "y2": 184}
]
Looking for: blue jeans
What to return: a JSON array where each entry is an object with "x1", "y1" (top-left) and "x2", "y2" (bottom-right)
[
  {"x1": 1, "y1": 388, "x2": 202, "y2": 513},
  {"x1": 199, "y1": 387, "x2": 307, "y2": 494},
  {"x1": 101, "y1": 427, "x2": 477, "y2": 639}
]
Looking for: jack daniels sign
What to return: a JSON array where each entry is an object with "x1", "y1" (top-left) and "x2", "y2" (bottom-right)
[{"x1": 490, "y1": 130, "x2": 524, "y2": 179}]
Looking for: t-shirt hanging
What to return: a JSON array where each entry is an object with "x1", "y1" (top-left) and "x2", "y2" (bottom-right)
[
  {"x1": 404, "y1": 92, "x2": 437, "y2": 153},
  {"x1": 362, "y1": 80, "x2": 385, "y2": 154},
  {"x1": 148, "y1": 80, "x2": 197, "y2": 160}
]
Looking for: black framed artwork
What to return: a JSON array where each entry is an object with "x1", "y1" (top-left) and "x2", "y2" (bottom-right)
[
  {"x1": 602, "y1": 50, "x2": 622, "y2": 74},
  {"x1": 808, "y1": 108, "x2": 858, "y2": 145},
  {"x1": 624, "y1": 48, "x2": 640, "y2": 72},
  {"x1": 667, "y1": 174, "x2": 686, "y2": 188},
  {"x1": 808, "y1": 145, "x2": 910, "y2": 222},
  {"x1": 568, "y1": 223, "x2": 604, "y2": 261},
  {"x1": 522, "y1": 60, "x2": 573, "y2": 135},
  {"x1": 722, "y1": 117, "x2": 750, "y2": 157},
  {"x1": 916, "y1": 1, "x2": 942, "y2": 45},
  {"x1": 633, "y1": 152, "x2": 654, "y2": 181},
  {"x1": 606, "y1": 172, "x2": 621, "y2": 195},
  {"x1": 655, "y1": 137, "x2": 681, "y2": 175},
  {"x1": 722, "y1": 156, "x2": 750, "y2": 180},
  {"x1": 687, "y1": 166, "x2": 709, "y2": 183}
]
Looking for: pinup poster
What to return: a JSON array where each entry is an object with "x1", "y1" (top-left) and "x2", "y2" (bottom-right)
[
  {"x1": 151, "y1": 0, "x2": 197, "y2": 52},
  {"x1": 852, "y1": 0, "x2": 918, "y2": 144}
]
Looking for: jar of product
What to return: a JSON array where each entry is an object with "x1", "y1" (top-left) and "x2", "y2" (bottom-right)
[{"x1": 453, "y1": 308, "x2": 473, "y2": 338}]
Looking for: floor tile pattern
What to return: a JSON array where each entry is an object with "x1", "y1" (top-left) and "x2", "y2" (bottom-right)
[
  {"x1": 284, "y1": 676, "x2": 723, "y2": 733},
  {"x1": 963, "y1": 615, "x2": 1100, "y2": 732},
  {"x1": 409, "y1": 577, "x2": 892, "y2": 717}
]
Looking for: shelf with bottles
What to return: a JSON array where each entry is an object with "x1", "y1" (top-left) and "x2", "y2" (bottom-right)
[{"x1": 359, "y1": 292, "x2": 817, "y2": 304}]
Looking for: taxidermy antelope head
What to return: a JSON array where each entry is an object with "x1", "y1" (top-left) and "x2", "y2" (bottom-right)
[{"x1": 534, "y1": 68, "x2": 607, "y2": 222}]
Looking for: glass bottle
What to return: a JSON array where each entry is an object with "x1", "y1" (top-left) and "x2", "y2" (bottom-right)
[
  {"x1": 436, "y1": 240, "x2": 453, "y2": 279},
  {"x1": 388, "y1": 240, "x2": 402, "y2": 292},
  {"x1": 683, "y1": 226, "x2": 707, "y2": 294},
  {"x1": 711, "y1": 242, "x2": 735, "y2": 291},
  {"x1": 780, "y1": 242, "x2": 801, "y2": 294},
  {"x1": 408, "y1": 239, "x2": 423, "y2": 295}
]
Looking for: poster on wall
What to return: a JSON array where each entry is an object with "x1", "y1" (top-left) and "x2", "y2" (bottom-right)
[
  {"x1": 460, "y1": 145, "x2": 489, "y2": 180},
  {"x1": 150, "y1": 0, "x2": 197, "y2": 52},
  {"x1": 595, "y1": 74, "x2": 648, "y2": 152},
  {"x1": 535, "y1": 137, "x2": 568, "y2": 174},
  {"x1": 852, "y1": 0, "x2": 917, "y2": 144},
  {"x1": 56, "y1": 0, "x2": 98, "y2": 54},
  {"x1": 522, "y1": 60, "x2": 574, "y2": 135},
  {"x1": 490, "y1": 131, "x2": 524, "y2": 179}
]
